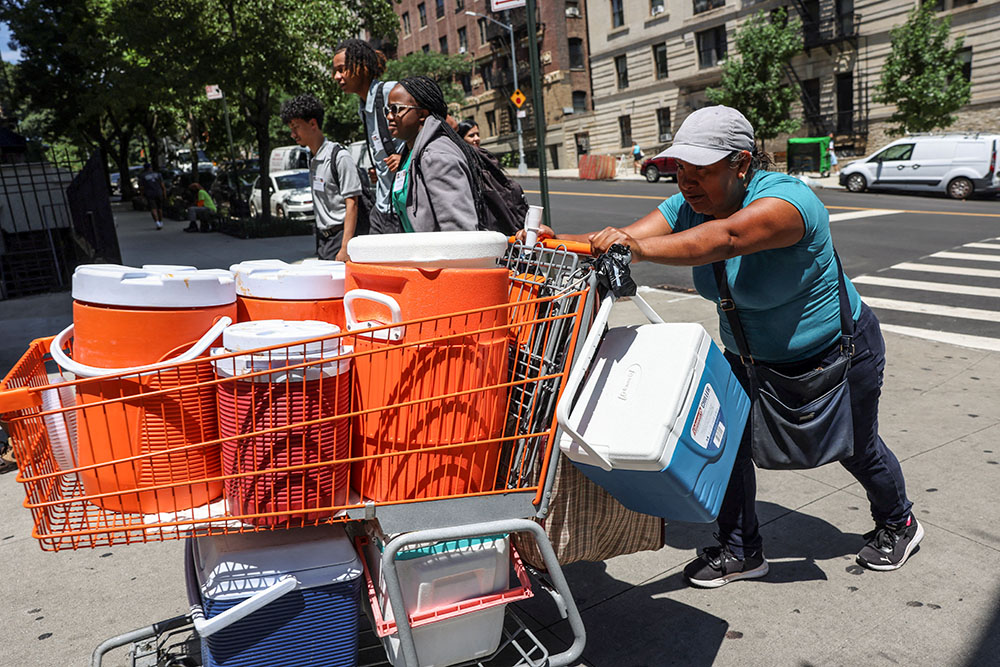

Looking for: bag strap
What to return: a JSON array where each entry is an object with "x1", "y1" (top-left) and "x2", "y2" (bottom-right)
[
  {"x1": 328, "y1": 142, "x2": 342, "y2": 191},
  {"x1": 712, "y1": 249, "x2": 854, "y2": 365}
]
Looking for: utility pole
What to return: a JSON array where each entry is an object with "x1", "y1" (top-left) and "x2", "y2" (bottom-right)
[{"x1": 524, "y1": 0, "x2": 550, "y2": 227}]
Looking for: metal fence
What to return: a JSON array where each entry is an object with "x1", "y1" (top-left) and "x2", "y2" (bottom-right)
[{"x1": 0, "y1": 148, "x2": 118, "y2": 300}]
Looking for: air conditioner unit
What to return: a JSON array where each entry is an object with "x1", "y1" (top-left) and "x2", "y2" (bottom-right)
[
  {"x1": 651, "y1": 5, "x2": 665, "y2": 16},
  {"x1": 565, "y1": 7, "x2": 581, "y2": 17},
  {"x1": 563, "y1": 107, "x2": 575, "y2": 115},
  {"x1": 459, "y1": 46, "x2": 467, "y2": 53},
  {"x1": 659, "y1": 132, "x2": 673, "y2": 142}
]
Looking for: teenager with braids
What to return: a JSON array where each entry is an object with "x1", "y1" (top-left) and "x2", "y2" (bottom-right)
[
  {"x1": 385, "y1": 76, "x2": 483, "y2": 232},
  {"x1": 332, "y1": 39, "x2": 407, "y2": 233}
]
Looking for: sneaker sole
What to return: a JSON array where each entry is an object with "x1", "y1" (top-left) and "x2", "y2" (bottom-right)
[
  {"x1": 687, "y1": 560, "x2": 770, "y2": 589},
  {"x1": 859, "y1": 521, "x2": 924, "y2": 571}
]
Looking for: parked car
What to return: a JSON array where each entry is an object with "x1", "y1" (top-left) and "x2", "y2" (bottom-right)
[
  {"x1": 248, "y1": 169, "x2": 314, "y2": 220},
  {"x1": 176, "y1": 149, "x2": 218, "y2": 176},
  {"x1": 109, "y1": 165, "x2": 144, "y2": 195},
  {"x1": 840, "y1": 133, "x2": 1000, "y2": 199},
  {"x1": 269, "y1": 145, "x2": 311, "y2": 172},
  {"x1": 640, "y1": 150, "x2": 679, "y2": 183}
]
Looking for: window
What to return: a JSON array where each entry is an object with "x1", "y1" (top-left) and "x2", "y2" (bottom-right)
[
  {"x1": 572, "y1": 90, "x2": 587, "y2": 113},
  {"x1": 439, "y1": 36, "x2": 448, "y2": 53},
  {"x1": 402, "y1": 12, "x2": 411, "y2": 35},
  {"x1": 610, "y1": 0, "x2": 624, "y2": 28},
  {"x1": 418, "y1": 3, "x2": 427, "y2": 27},
  {"x1": 693, "y1": 0, "x2": 725, "y2": 13},
  {"x1": 422, "y1": 44, "x2": 430, "y2": 53},
  {"x1": 696, "y1": 25, "x2": 727, "y2": 68},
  {"x1": 481, "y1": 62, "x2": 493, "y2": 90},
  {"x1": 651, "y1": 0, "x2": 665, "y2": 16},
  {"x1": 459, "y1": 73, "x2": 472, "y2": 94},
  {"x1": 478, "y1": 18, "x2": 488, "y2": 45},
  {"x1": 871, "y1": 144, "x2": 914, "y2": 162},
  {"x1": 959, "y1": 47, "x2": 973, "y2": 82},
  {"x1": 619, "y1": 115, "x2": 632, "y2": 148},
  {"x1": 436, "y1": 0, "x2": 445, "y2": 19},
  {"x1": 653, "y1": 43, "x2": 668, "y2": 79},
  {"x1": 566, "y1": 0, "x2": 581, "y2": 17},
  {"x1": 458, "y1": 27, "x2": 468, "y2": 52},
  {"x1": 455, "y1": 0, "x2": 464, "y2": 10},
  {"x1": 568, "y1": 38, "x2": 585, "y2": 69},
  {"x1": 802, "y1": 77, "x2": 820, "y2": 114},
  {"x1": 486, "y1": 110, "x2": 497, "y2": 135},
  {"x1": 615, "y1": 54, "x2": 629, "y2": 89},
  {"x1": 656, "y1": 108, "x2": 671, "y2": 139}
]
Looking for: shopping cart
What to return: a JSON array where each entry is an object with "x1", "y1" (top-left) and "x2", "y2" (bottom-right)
[{"x1": 1, "y1": 239, "x2": 601, "y2": 667}]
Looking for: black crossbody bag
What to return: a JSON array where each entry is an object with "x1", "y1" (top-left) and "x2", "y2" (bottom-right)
[{"x1": 712, "y1": 254, "x2": 855, "y2": 470}]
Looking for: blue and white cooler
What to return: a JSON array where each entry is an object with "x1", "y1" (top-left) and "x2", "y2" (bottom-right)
[
  {"x1": 556, "y1": 296, "x2": 750, "y2": 522},
  {"x1": 185, "y1": 525, "x2": 362, "y2": 667}
]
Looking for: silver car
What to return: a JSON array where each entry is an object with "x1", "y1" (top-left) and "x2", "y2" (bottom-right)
[{"x1": 248, "y1": 169, "x2": 315, "y2": 220}]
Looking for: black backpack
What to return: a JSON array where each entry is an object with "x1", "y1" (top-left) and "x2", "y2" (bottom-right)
[
  {"x1": 475, "y1": 147, "x2": 529, "y2": 235},
  {"x1": 329, "y1": 143, "x2": 374, "y2": 236}
]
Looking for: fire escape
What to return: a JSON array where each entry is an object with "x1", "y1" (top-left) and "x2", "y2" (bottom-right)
[
  {"x1": 483, "y1": 8, "x2": 540, "y2": 138},
  {"x1": 784, "y1": 0, "x2": 869, "y2": 155}
]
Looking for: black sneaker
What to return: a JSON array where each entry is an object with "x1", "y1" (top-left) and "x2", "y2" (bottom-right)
[
  {"x1": 684, "y1": 544, "x2": 769, "y2": 588},
  {"x1": 857, "y1": 514, "x2": 924, "y2": 571}
]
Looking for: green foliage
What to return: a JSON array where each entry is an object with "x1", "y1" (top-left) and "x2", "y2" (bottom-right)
[
  {"x1": 706, "y1": 8, "x2": 801, "y2": 146},
  {"x1": 384, "y1": 52, "x2": 474, "y2": 105},
  {"x1": 873, "y1": 2, "x2": 971, "y2": 135}
]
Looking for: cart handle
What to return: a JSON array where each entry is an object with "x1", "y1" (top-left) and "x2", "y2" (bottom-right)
[
  {"x1": 190, "y1": 576, "x2": 298, "y2": 638},
  {"x1": 48, "y1": 317, "x2": 232, "y2": 378},
  {"x1": 556, "y1": 292, "x2": 665, "y2": 471},
  {"x1": 508, "y1": 236, "x2": 594, "y2": 256}
]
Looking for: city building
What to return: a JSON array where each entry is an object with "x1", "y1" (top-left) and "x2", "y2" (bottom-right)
[
  {"x1": 561, "y1": 0, "x2": 1000, "y2": 169},
  {"x1": 390, "y1": 0, "x2": 593, "y2": 168}
]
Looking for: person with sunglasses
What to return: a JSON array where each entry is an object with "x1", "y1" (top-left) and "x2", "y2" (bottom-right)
[{"x1": 385, "y1": 76, "x2": 484, "y2": 233}]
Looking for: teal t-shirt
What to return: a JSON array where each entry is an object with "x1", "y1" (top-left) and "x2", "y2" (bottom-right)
[
  {"x1": 390, "y1": 152, "x2": 414, "y2": 233},
  {"x1": 657, "y1": 170, "x2": 862, "y2": 364}
]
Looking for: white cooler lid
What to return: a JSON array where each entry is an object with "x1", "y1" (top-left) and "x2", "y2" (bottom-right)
[
  {"x1": 559, "y1": 323, "x2": 712, "y2": 472},
  {"x1": 222, "y1": 319, "x2": 341, "y2": 356},
  {"x1": 72, "y1": 264, "x2": 235, "y2": 307},
  {"x1": 193, "y1": 525, "x2": 361, "y2": 600},
  {"x1": 230, "y1": 259, "x2": 346, "y2": 299},
  {"x1": 347, "y1": 231, "x2": 507, "y2": 268}
]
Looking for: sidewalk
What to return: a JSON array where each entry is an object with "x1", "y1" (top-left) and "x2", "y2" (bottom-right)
[
  {"x1": 2, "y1": 208, "x2": 997, "y2": 666},
  {"x1": 514, "y1": 167, "x2": 846, "y2": 189}
]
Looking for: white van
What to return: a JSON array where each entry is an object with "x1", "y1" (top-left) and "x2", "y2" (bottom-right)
[
  {"x1": 840, "y1": 133, "x2": 1000, "y2": 199},
  {"x1": 268, "y1": 145, "x2": 311, "y2": 172}
]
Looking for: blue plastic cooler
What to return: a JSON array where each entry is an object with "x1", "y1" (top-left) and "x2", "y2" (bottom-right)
[
  {"x1": 186, "y1": 525, "x2": 362, "y2": 667},
  {"x1": 558, "y1": 312, "x2": 749, "y2": 522}
]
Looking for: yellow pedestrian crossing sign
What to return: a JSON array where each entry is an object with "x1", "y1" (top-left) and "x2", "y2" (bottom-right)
[{"x1": 510, "y1": 89, "x2": 527, "y2": 109}]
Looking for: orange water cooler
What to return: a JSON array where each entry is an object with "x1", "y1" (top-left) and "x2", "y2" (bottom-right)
[
  {"x1": 229, "y1": 259, "x2": 347, "y2": 329},
  {"x1": 50, "y1": 264, "x2": 236, "y2": 514},
  {"x1": 344, "y1": 231, "x2": 511, "y2": 502}
]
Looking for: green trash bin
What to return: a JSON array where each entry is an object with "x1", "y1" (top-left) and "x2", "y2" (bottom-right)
[{"x1": 787, "y1": 137, "x2": 831, "y2": 176}]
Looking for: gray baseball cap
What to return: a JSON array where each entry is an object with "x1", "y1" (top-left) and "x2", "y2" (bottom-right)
[{"x1": 664, "y1": 106, "x2": 755, "y2": 165}]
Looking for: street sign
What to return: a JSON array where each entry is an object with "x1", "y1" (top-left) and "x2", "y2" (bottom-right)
[
  {"x1": 205, "y1": 85, "x2": 223, "y2": 100},
  {"x1": 510, "y1": 89, "x2": 527, "y2": 109},
  {"x1": 491, "y1": 0, "x2": 525, "y2": 10}
]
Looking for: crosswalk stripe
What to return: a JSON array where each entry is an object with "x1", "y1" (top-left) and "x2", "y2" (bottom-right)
[
  {"x1": 929, "y1": 251, "x2": 1000, "y2": 263},
  {"x1": 852, "y1": 276, "x2": 1000, "y2": 298},
  {"x1": 862, "y1": 297, "x2": 1000, "y2": 322},
  {"x1": 828, "y1": 209, "x2": 901, "y2": 222},
  {"x1": 961, "y1": 243, "x2": 1000, "y2": 251},
  {"x1": 888, "y1": 263, "x2": 1000, "y2": 279},
  {"x1": 879, "y1": 324, "x2": 1000, "y2": 352}
]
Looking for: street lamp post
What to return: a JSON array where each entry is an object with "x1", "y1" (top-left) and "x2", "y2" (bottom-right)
[{"x1": 466, "y1": 10, "x2": 527, "y2": 175}]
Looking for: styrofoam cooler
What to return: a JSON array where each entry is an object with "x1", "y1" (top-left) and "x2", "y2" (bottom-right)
[
  {"x1": 557, "y1": 296, "x2": 750, "y2": 522},
  {"x1": 186, "y1": 525, "x2": 362, "y2": 667},
  {"x1": 358, "y1": 526, "x2": 519, "y2": 667}
]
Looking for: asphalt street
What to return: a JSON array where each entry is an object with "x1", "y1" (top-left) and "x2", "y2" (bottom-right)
[{"x1": 519, "y1": 177, "x2": 1000, "y2": 352}]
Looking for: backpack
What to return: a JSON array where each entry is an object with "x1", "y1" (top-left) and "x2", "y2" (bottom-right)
[
  {"x1": 329, "y1": 143, "x2": 374, "y2": 236},
  {"x1": 475, "y1": 147, "x2": 529, "y2": 235}
]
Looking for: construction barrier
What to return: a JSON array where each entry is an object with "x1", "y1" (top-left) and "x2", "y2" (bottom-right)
[{"x1": 577, "y1": 154, "x2": 618, "y2": 180}]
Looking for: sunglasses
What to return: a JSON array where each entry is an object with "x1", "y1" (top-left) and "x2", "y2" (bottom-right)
[{"x1": 384, "y1": 103, "x2": 421, "y2": 117}]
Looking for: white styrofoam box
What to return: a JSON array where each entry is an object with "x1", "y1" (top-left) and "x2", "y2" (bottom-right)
[
  {"x1": 229, "y1": 259, "x2": 346, "y2": 299},
  {"x1": 72, "y1": 264, "x2": 235, "y2": 307},
  {"x1": 347, "y1": 231, "x2": 507, "y2": 268}
]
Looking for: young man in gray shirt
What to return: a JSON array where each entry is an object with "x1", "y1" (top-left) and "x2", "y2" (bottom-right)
[{"x1": 280, "y1": 94, "x2": 361, "y2": 261}]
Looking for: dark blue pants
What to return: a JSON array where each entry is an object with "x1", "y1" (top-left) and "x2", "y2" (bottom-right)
[{"x1": 719, "y1": 303, "x2": 913, "y2": 558}]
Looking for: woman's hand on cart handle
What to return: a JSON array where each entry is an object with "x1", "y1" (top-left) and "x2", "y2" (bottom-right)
[
  {"x1": 588, "y1": 227, "x2": 643, "y2": 263},
  {"x1": 514, "y1": 223, "x2": 555, "y2": 243}
]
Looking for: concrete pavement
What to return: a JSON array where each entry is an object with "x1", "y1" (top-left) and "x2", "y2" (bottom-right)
[{"x1": 2, "y1": 205, "x2": 998, "y2": 666}]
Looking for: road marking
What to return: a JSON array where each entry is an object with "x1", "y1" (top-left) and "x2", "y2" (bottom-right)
[
  {"x1": 828, "y1": 209, "x2": 901, "y2": 222},
  {"x1": 852, "y1": 276, "x2": 1000, "y2": 298},
  {"x1": 862, "y1": 297, "x2": 1000, "y2": 322},
  {"x1": 930, "y1": 251, "x2": 1000, "y2": 263},
  {"x1": 888, "y1": 263, "x2": 1000, "y2": 279},
  {"x1": 962, "y1": 242, "x2": 1000, "y2": 250},
  {"x1": 879, "y1": 324, "x2": 1000, "y2": 352}
]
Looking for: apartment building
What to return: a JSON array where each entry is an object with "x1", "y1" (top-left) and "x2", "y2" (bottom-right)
[
  {"x1": 562, "y1": 0, "x2": 1000, "y2": 169},
  {"x1": 391, "y1": 0, "x2": 593, "y2": 168}
]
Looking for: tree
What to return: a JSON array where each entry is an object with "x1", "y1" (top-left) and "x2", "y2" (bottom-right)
[
  {"x1": 384, "y1": 52, "x2": 474, "y2": 105},
  {"x1": 873, "y1": 2, "x2": 971, "y2": 136},
  {"x1": 706, "y1": 8, "x2": 801, "y2": 151}
]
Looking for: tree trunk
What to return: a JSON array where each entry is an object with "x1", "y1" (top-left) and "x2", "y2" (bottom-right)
[{"x1": 106, "y1": 112, "x2": 136, "y2": 201}]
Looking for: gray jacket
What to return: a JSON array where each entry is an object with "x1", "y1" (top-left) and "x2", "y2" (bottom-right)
[{"x1": 405, "y1": 116, "x2": 479, "y2": 232}]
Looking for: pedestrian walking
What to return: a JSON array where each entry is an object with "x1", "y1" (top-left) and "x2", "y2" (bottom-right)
[
  {"x1": 332, "y1": 39, "x2": 407, "y2": 234},
  {"x1": 524, "y1": 105, "x2": 921, "y2": 586},
  {"x1": 140, "y1": 163, "x2": 167, "y2": 230},
  {"x1": 280, "y1": 94, "x2": 361, "y2": 262},
  {"x1": 828, "y1": 132, "x2": 839, "y2": 174},
  {"x1": 184, "y1": 182, "x2": 216, "y2": 233},
  {"x1": 632, "y1": 143, "x2": 644, "y2": 173},
  {"x1": 386, "y1": 76, "x2": 481, "y2": 232}
]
